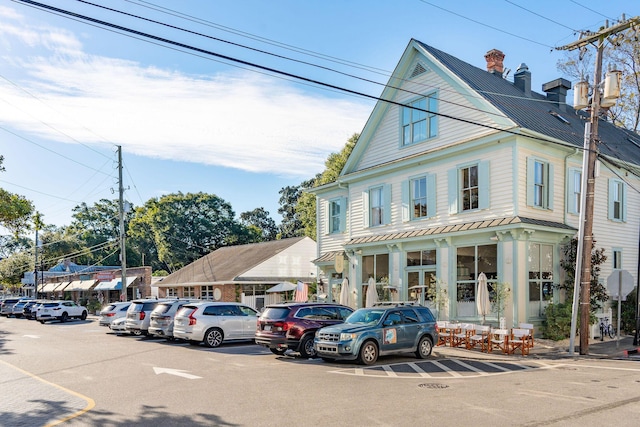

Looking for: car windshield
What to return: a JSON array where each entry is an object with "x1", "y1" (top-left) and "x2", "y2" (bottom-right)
[
  {"x1": 345, "y1": 309, "x2": 384, "y2": 325},
  {"x1": 176, "y1": 305, "x2": 196, "y2": 317}
]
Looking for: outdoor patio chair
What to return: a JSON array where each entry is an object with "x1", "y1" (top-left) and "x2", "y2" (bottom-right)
[
  {"x1": 509, "y1": 328, "x2": 533, "y2": 355},
  {"x1": 452, "y1": 323, "x2": 475, "y2": 348},
  {"x1": 519, "y1": 323, "x2": 535, "y2": 346},
  {"x1": 467, "y1": 324, "x2": 490, "y2": 351},
  {"x1": 487, "y1": 328, "x2": 510, "y2": 354},
  {"x1": 437, "y1": 321, "x2": 458, "y2": 346}
]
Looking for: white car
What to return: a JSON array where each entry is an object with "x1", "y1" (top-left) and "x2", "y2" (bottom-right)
[
  {"x1": 99, "y1": 302, "x2": 131, "y2": 327},
  {"x1": 173, "y1": 302, "x2": 258, "y2": 347},
  {"x1": 36, "y1": 300, "x2": 88, "y2": 323},
  {"x1": 109, "y1": 317, "x2": 129, "y2": 334}
]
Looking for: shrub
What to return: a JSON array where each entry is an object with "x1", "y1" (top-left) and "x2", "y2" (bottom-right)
[{"x1": 542, "y1": 302, "x2": 575, "y2": 340}]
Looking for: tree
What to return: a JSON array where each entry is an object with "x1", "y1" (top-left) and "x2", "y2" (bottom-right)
[
  {"x1": 0, "y1": 155, "x2": 34, "y2": 236},
  {"x1": 128, "y1": 192, "x2": 237, "y2": 271},
  {"x1": 296, "y1": 133, "x2": 359, "y2": 238},
  {"x1": 558, "y1": 237, "x2": 608, "y2": 312},
  {"x1": 557, "y1": 28, "x2": 640, "y2": 131},
  {"x1": 277, "y1": 180, "x2": 316, "y2": 239},
  {"x1": 0, "y1": 251, "x2": 33, "y2": 289},
  {"x1": 239, "y1": 208, "x2": 278, "y2": 241}
]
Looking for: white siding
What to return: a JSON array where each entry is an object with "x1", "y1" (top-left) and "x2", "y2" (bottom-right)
[{"x1": 244, "y1": 237, "x2": 316, "y2": 278}]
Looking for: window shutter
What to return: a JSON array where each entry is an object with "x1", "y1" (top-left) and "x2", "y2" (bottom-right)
[
  {"x1": 324, "y1": 200, "x2": 330, "y2": 235},
  {"x1": 478, "y1": 160, "x2": 490, "y2": 210},
  {"x1": 362, "y1": 190, "x2": 370, "y2": 228},
  {"x1": 448, "y1": 168, "x2": 458, "y2": 214},
  {"x1": 621, "y1": 182, "x2": 627, "y2": 222},
  {"x1": 401, "y1": 180, "x2": 410, "y2": 222},
  {"x1": 607, "y1": 178, "x2": 615, "y2": 220},
  {"x1": 427, "y1": 174, "x2": 436, "y2": 218},
  {"x1": 567, "y1": 168, "x2": 579, "y2": 214},
  {"x1": 383, "y1": 184, "x2": 391, "y2": 225},
  {"x1": 547, "y1": 163, "x2": 554, "y2": 210},
  {"x1": 339, "y1": 197, "x2": 347, "y2": 232},
  {"x1": 526, "y1": 157, "x2": 535, "y2": 206}
]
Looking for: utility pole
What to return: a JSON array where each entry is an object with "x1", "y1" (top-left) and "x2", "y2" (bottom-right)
[
  {"x1": 557, "y1": 16, "x2": 639, "y2": 355},
  {"x1": 117, "y1": 146, "x2": 127, "y2": 302}
]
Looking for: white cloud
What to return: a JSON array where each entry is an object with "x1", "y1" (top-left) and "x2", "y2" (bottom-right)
[{"x1": 0, "y1": 8, "x2": 370, "y2": 179}]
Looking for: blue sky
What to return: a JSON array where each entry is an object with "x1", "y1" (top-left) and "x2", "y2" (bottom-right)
[{"x1": 0, "y1": 0, "x2": 637, "y2": 231}]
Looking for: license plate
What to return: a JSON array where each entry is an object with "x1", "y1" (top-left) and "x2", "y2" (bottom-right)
[{"x1": 263, "y1": 325, "x2": 271, "y2": 331}]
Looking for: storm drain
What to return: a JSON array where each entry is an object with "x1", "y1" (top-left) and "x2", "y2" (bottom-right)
[{"x1": 418, "y1": 383, "x2": 449, "y2": 389}]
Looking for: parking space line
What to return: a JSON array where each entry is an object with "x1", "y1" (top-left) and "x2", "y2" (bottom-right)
[
  {"x1": 0, "y1": 359, "x2": 95, "y2": 426},
  {"x1": 431, "y1": 360, "x2": 464, "y2": 377}
]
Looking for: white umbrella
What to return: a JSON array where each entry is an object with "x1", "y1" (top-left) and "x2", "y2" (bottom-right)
[
  {"x1": 365, "y1": 277, "x2": 379, "y2": 307},
  {"x1": 339, "y1": 278, "x2": 350, "y2": 306},
  {"x1": 476, "y1": 272, "x2": 491, "y2": 324},
  {"x1": 266, "y1": 282, "x2": 297, "y2": 293}
]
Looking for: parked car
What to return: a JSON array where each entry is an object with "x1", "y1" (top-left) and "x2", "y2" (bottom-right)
[
  {"x1": 109, "y1": 317, "x2": 129, "y2": 334},
  {"x1": 0, "y1": 298, "x2": 21, "y2": 316},
  {"x1": 36, "y1": 300, "x2": 89, "y2": 323},
  {"x1": 11, "y1": 298, "x2": 34, "y2": 318},
  {"x1": 148, "y1": 299, "x2": 198, "y2": 339},
  {"x1": 22, "y1": 300, "x2": 44, "y2": 320},
  {"x1": 173, "y1": 302, "x2": 258, "y2": 347},
  {"x1": 255, "y1": 302, "x2": 354, "y2": 358},
  {"x1": 125, "y1": 298, "x2": 170, "y2": 336},
  {"x1": 314, "y1": 302, "x2": 437, "y2": 365},
  {"x1": 99, "y1": 302, "x2": 131, "y2": 327}
]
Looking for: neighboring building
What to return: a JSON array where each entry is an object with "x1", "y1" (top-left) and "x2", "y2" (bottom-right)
[
  {"x1": 311, "y1": 40, "x2": 640, "y2": 329},
  {"x1": 155, "y1": 237, "x2": 317, "y2": 310}
]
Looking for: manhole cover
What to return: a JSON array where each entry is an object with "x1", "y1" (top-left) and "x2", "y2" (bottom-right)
[{"x1": 418, "y1": 383, "x2": 449, "y2": 389}]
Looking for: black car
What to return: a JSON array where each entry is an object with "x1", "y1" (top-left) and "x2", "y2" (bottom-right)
[
  {"x1": 255, "y1": 302, "x2": 354, "y2": 358},
  {"x1": 22, "y1": 300, "x2": 43, "y2": 320}
]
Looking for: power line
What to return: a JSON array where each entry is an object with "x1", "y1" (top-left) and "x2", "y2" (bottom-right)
[
  {"x1": 568, "y1": 0, "x2": 617, "y2": 22},
  {"x1": 504, "y1": 0, "x2": 580, "y2": 32}
]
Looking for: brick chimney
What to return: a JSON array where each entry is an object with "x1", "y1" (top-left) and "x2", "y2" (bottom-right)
[{"x1": 485, "y1": 49, "x2": 505, "y2": 75}]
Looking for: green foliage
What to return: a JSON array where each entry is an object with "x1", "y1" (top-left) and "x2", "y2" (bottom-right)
[
  {"x1": 294, "y1": 133, "x2": 359, "y2": 239},
  {"x1": 490, "y1": 282, "x2": 510, "y2": 318},
  {"x1": 615, "y1": 288, "x2": 638, "y2": 334},
  {"x1": 557, "y1": 237, "x2": 608, "y2": 312},
  {"x1": 239, "y1": 207, "x2": 277, "y2": 242},
  {"x1": 542, "y1": 302, "x2": 575, "y2": 340},
  {"x1": 0, "y1": 188, "x2": 34, "y2": 237},
  {"x1": 0, "y1": 251, "x2": 33, "y2": 286}
]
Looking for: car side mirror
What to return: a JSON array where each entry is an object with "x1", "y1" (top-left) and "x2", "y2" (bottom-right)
[{"x1": 383, "y1": 320, "x2": 393, "y2": 327}]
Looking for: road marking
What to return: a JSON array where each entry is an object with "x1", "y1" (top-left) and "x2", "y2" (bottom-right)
[
  {"x1": 153, "y1": 367, "x2": 202, "y2": 379},
  {"x1": 22, "y1": 334, "x2": 40, "y2": 339},
  {"x1": 329, "y1": 358, "x2": 546, "y2": 379},
  {"x1": 0, "y1": 359, "x2": 95, "y2": 426}
]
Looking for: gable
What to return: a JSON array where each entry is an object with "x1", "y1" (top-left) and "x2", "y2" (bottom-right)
[{"x1": 343, "y1": 39, "x2": 514, "y2": 175}]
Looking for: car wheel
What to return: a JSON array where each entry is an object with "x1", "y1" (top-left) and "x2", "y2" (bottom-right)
[
  {"x1": 204, "y1": 328, "x2": 224, "y2": 348},
  {"x1": 269, "y1": 347, "x2": 287, "y2": 356},
  {"x1": 60, "y1": 312, "x2": 68, "y2": 323},
  {"x1": 131, "y1": 329, "x2": 142, "y2": 336},
  {"x1": 299, "y1": 335, "x2": 316, "y2": 358},
  {"x1": 416, "y1": 336, "x2": 434, "y2": 359},
  {"x1": 80, "y1": 311, "x2": 87, "y2": 320},
  {"x1": 39, "y1": 320, "x2": 45, "y2": 324},
  {"x1": 358, "y1": 341, "x2": 378, "y2": 365}
]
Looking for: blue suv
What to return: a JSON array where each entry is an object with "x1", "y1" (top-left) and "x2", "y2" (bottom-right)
[{"x1": 314, "y1": 302, "x2": 437, "y2": 365}]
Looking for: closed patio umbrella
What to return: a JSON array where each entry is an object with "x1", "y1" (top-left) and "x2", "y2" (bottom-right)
[
  {"x1": 266, "y1": 282, "x2": 297, "y2": 293},
  {"x1": 339, "y1": 278, "x2": 350, "y2": 307},
  {"x1": 476, "y1": 272, "x2": 491, "y2": 324},
  {"x1": 365, "y1": 277, "x2": 378, "y2": 308}
]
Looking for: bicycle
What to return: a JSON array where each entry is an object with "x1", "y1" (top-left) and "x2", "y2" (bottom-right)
[{"x1": 599, "y1": 317, "x2": 615, "y2": 340}]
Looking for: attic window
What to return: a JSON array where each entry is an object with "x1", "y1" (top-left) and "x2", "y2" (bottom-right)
[
  {"x1": 410, "y1": 62, "x2": 429, "y2": 78},
  {"x1": 549, "y1": 111, "x2": 570, "y2": 124}
]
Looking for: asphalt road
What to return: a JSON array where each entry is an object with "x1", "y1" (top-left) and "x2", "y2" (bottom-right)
[{"x1": 1, "y1": 315, "x2": 640, "y2": 427}]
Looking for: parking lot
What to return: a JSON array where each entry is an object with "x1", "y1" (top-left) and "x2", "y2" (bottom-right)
[{"x1": 2, "y1": 314, "x2": 640, "y2": 427}]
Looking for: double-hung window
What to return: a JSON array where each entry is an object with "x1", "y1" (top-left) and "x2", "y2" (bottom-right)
[
  {"x1": 370, "y1": 186, "x2": 384, "y2": 226},
  {"x1": 328, "y1": 197, "x2": 347, "y2": 234},
  {"x1": 608, "y1": 179, "x2": 626, "y2": 222},
  {"x1": 448, "y1": 161, "x2": 489, "y2": 214},
  {"x1": 402, "y1": 95, "x2": 437, "y2": 146},
  {"x1": 363, "y1": 185, "x2": 390, "y2": 228},
  {"x1": 527, "y1": 157, "x2": 553, "y2": 209},
  {"x1": 403, "y1": 174, "x2": 436, "y2": 221},
  {"x1": 567, "y1": 167, "x2": 581, "y2": 214}
]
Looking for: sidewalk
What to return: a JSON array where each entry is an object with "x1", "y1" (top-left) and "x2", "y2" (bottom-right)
[{"x1": 530, "y1": 334, "x2": 640, "y2": 360}]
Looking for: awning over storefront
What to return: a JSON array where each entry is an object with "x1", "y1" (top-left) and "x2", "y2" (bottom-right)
[
  {"x1": 65, "y1": 279, "x2": 97, "y2": 291},
  {"x1": 41, "y1": 282, "x2": 64, "y2": 292},
  {"x1": 94, "y1": 276, "x2": 138, "y2": 291}
]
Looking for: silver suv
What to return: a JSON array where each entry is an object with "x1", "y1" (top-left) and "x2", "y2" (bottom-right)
[
  {"x1": 125, "y1": 298, "x2": 172, "y2": 336},
  {"x1": 174, "y1": 302, "x2": 258, "y2": 347},
  {"x1": 148, "y1": 299, "x2": 198, "y2": 339}
]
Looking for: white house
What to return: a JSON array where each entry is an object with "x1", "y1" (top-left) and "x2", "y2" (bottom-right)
[{"x1": 311, "y1": 40, "x2": 640, "y2": 329}]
